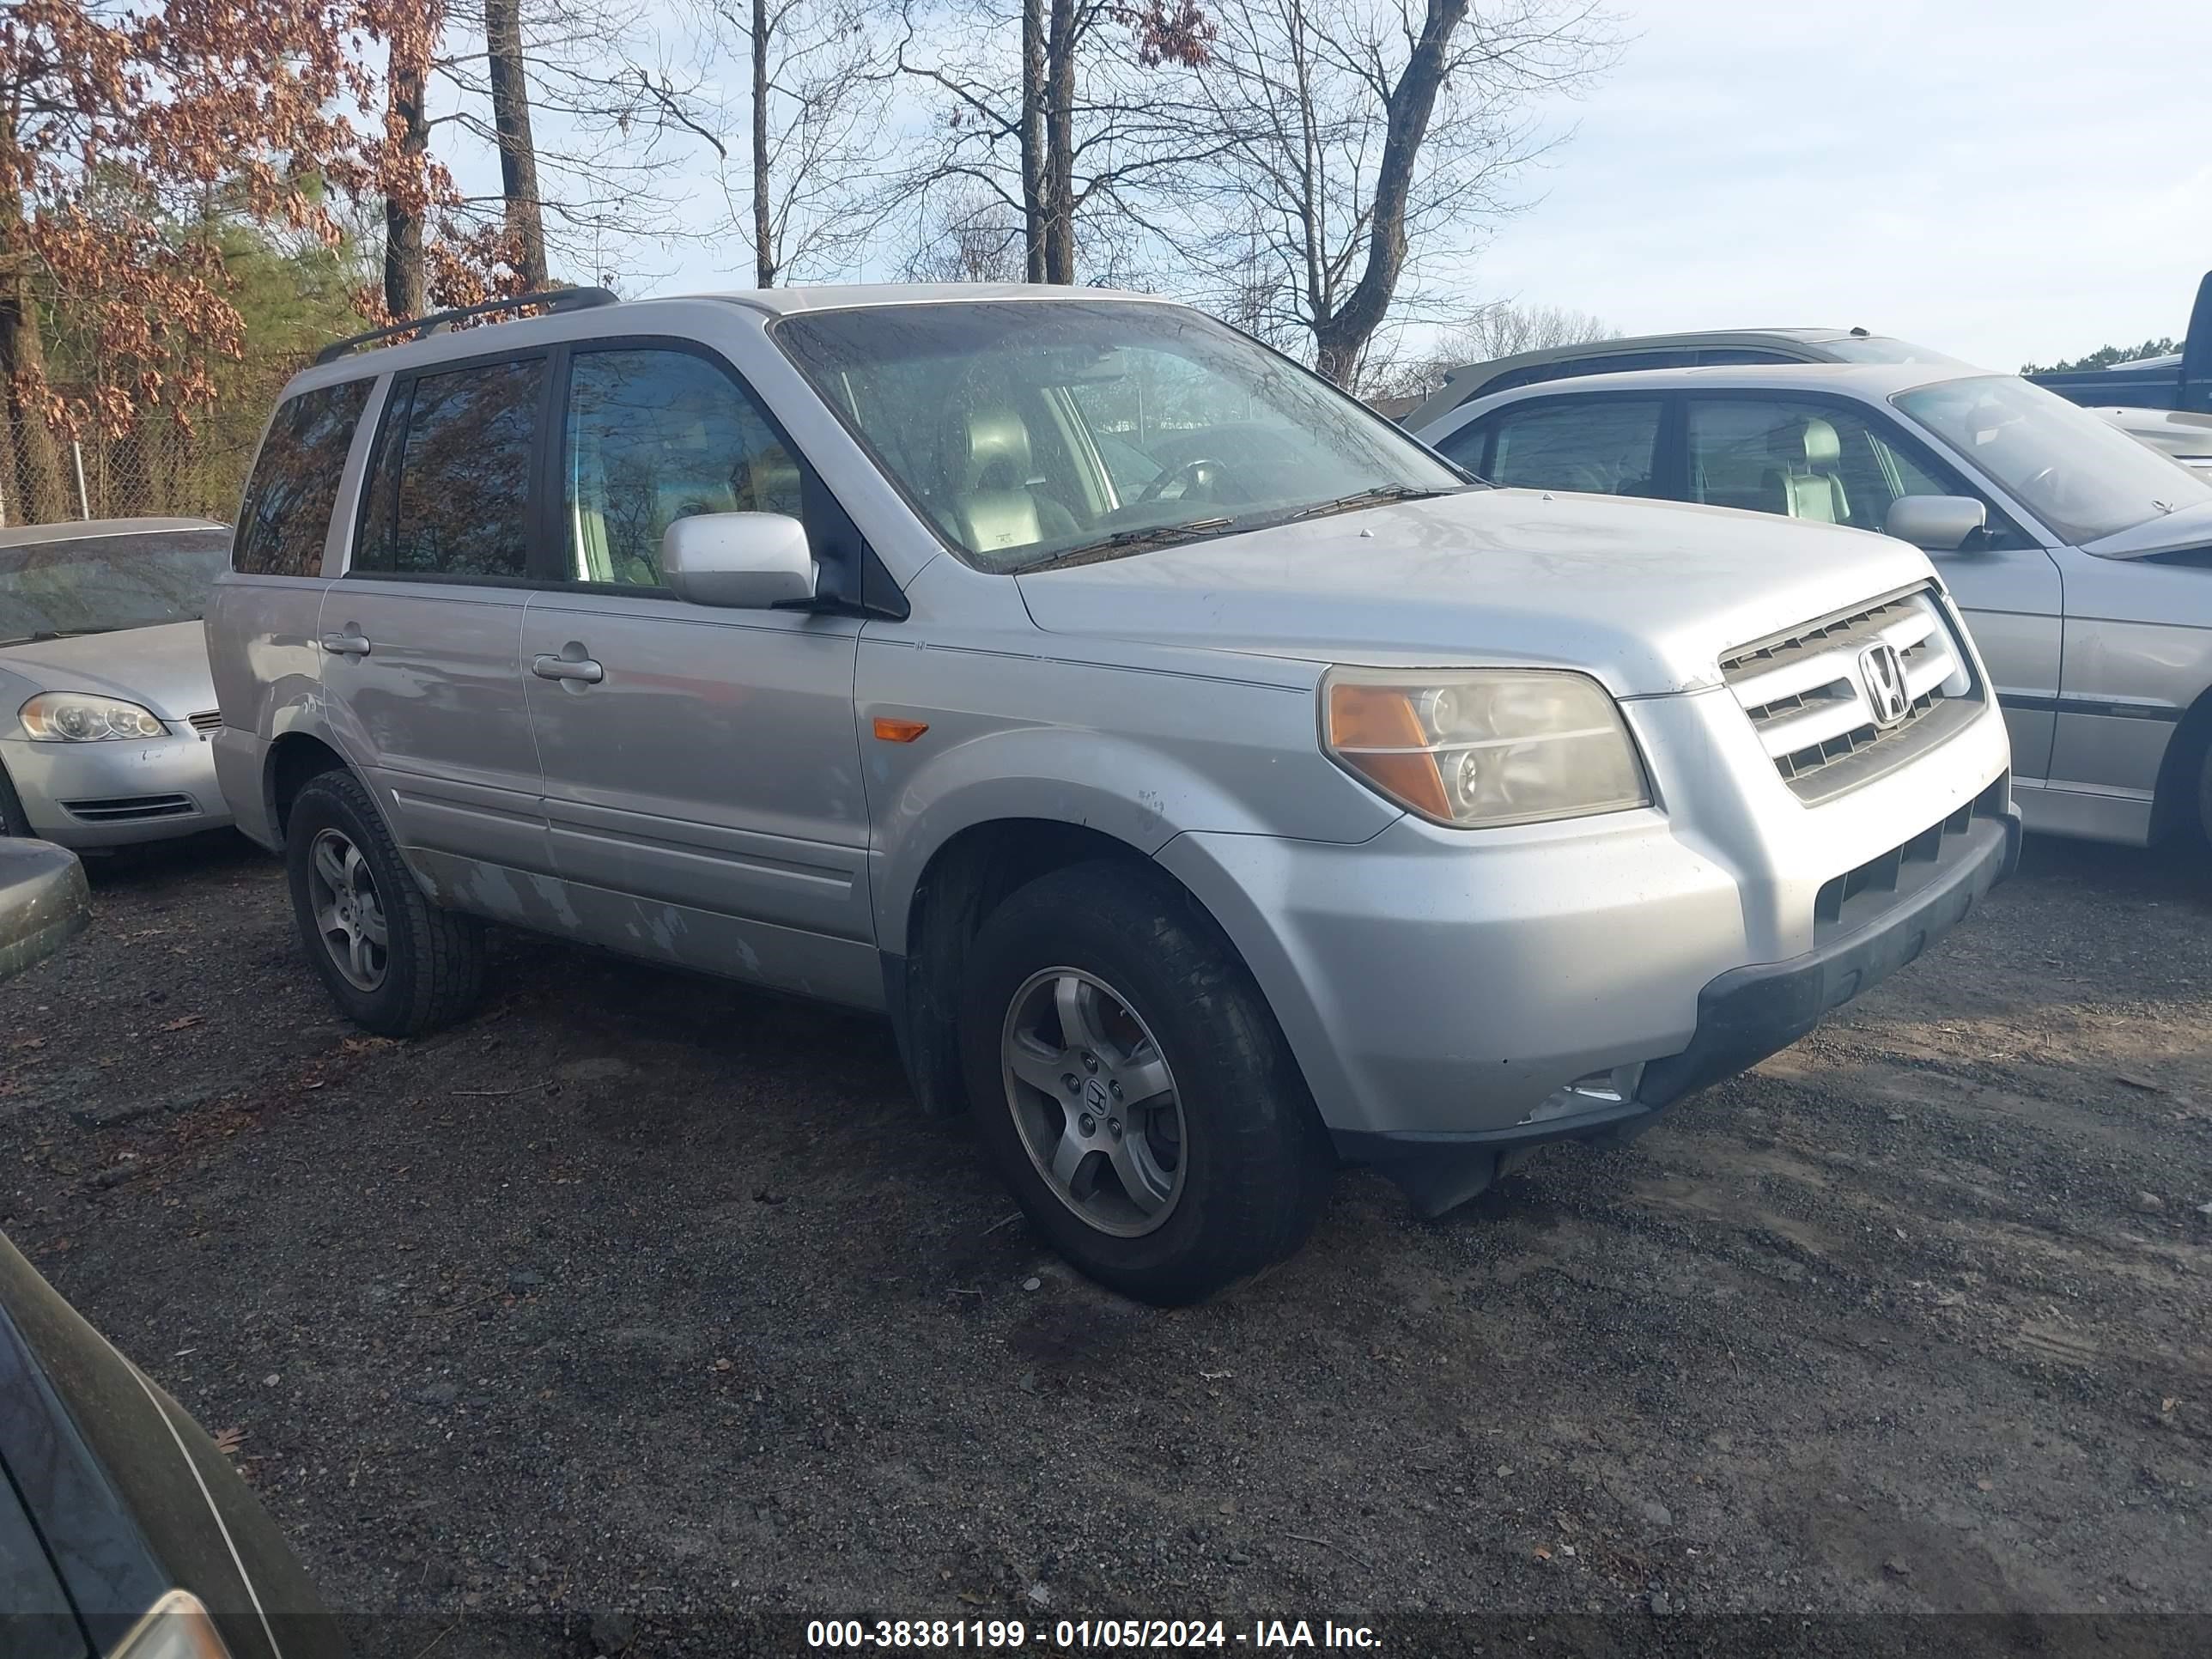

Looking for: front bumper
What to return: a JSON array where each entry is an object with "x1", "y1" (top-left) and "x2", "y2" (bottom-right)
[
  {"x1": 1154, "y1": 675, "x2": 2014, "y2": 1209},
  {"x1": 1332, "y1": 785, "x2": 2019, "y2": 1213},
  {"x1": 0, "y1": 729, "x2": 234, "y2": 848}
]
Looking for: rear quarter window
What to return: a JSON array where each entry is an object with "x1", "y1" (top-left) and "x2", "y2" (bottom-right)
[{"x1": 234, "y1": 380, "x2": 373, "y2": 577}]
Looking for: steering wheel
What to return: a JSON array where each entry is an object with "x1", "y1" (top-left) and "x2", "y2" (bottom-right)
[{"x1": 1139, "y1": 458, "x2": 1222, "y2": 505}]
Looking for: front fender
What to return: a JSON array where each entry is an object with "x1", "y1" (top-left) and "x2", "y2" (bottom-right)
[{"x1": 866, "y1": 719, "x2": 1396, "y2": 956}]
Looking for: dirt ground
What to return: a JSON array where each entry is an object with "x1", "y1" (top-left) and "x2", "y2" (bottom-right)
[{"x1": 1, "y1": 829, "x2": 2207, "y2": 1656}]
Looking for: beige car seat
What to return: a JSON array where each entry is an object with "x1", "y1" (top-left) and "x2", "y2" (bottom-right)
[{"x1": 1762, "y1": 416, "x2": 1850, "y2": 524}]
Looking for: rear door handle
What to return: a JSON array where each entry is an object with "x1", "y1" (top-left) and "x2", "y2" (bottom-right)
[
  {"x1": 532, "y1": 652, "x2": 604, "y2": 684},
  {"x1": 319, "y1": 630, "x2": 372, "y2": 657}
]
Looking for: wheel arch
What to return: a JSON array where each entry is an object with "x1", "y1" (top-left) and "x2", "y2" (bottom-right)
[
  {"x1": 2148, "y1": 678, "x2": 2212, "y2": 841},
  {"x1": 891, "y1": 817, "x2": 1233, "y2": 1119},
  {"x1": 264, "y1": 730, "x2": 353, "y2": 842}
]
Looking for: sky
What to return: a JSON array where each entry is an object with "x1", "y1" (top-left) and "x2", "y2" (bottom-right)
[
  {"x1": 1419, "y1": 0, "x2": 2212, "y2": 371},
  {"x1": 484, "y1": 0, "x2": 2212, "y2": 375}
]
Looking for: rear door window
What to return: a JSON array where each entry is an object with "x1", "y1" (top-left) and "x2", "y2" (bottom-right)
[
  {"x1": 353, "y1": 357, "x2": 544, "y2": 579},
  {"x1": 1483, "y1": 398, "x2": 1665, "y2": 496},
  {"x1": 234, "y1": 380, "x2": 373, "y2": 576}
]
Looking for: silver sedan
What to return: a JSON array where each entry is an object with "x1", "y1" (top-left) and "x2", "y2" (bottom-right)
[
  {"x1": 1415, "y1": 363, "x2": 2212, "y2": 846},
  {"x1": 0, "y1": 518, "x2": 235, "y2": 848}
]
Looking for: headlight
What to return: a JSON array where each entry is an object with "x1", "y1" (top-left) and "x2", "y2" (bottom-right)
[
  {"x1": 1322, "y1": 666, "x2": 1650, "y2": 828},
  {"x1": 20, "y1": 692, "x2": 167, "y2": 742},
  {"x1": 108, "y1": 1589, "x2": 234, "y2": 1657}
]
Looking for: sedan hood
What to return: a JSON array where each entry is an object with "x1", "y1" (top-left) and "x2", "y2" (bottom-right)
[
  {"x1": 2094, "y1": 404, "x2": 2212, "y2": 465},
  {"x1": 0, "y1": 620, "x2": 216, "y2": 719},
  {"x1": 2081, "y1": 498, "x2": 2212, "y2": 559},
  {"x1": 1016, "y1": 489, "x2": 1937, "y2": 696}
]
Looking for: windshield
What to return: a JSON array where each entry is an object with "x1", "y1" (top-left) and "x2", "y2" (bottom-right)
[
  {"x1": 774, "y1": 300, "x2": 1468, "y2": 572},
  {"x1": 1895, "y1": 374, "x2": 2212, "y2": 544},
  {"x1": 1821, "y1": 336, "x2": 1972, "y2": 368},
  {"x1": 0, "y1": 528, "x2": 231, "y2": 643}
]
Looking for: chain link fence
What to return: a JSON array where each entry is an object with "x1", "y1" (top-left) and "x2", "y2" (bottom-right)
[{"x1": 2, "y1": 357, "x2": 304, "y2": 532}]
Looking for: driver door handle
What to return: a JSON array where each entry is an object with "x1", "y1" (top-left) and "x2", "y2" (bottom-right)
[
  {"x1": 532, "y1": 652, "x2": 605, "y2": 684},
  {"x1": 319, "y1": 630, "x2": 372, "y2": 657}
]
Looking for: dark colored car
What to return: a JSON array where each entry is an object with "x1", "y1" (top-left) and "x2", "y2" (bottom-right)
[
  {"x1": 0, "y1": 839, "x2": 344, "y2": 1659},
  {"x1": 2027, "y1": 270, "x2": 2212, "y2": 414}
]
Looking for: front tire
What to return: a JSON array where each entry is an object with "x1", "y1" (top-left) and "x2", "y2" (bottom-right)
[
  {"x1": 0, "y1": 764, "x2": 33, "y2": 837},
  {"x1": 2198, "y1": 742, "x2": 2212, "y2": 846},
  {"x1": 285, "y1": 769, "x2": 483, "y2": 1036},
  {"x1": 959, "y1": 860, "x2": 1333, "y2": 1305}
]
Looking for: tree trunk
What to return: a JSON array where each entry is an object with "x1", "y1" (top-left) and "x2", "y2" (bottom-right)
[
  {"x1": 383, "y1": 52, "x2": 429, "y2": 319},
  {"x1": 0, "y1": 185, "x2": 65, "y2": 526},
  {"x1": 484, "y1": 0, "x2": 549, "y2": 290},
  {"x1": 1019, "y1": 0, "x2": 1047, "y2": 283},
  {"x1": 1310, "y1": 0, "x2": 1468, "y2": 385},
  {"x1": 1040, "y1": 0, "x2": 1077, "y2": 283},
  {"x1": 750, "y1": 0, "x2": 774, "y2": 286}
]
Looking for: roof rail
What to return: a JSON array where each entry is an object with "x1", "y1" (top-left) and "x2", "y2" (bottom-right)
[{"x1": 313, "y1": 286, "x2": 620, "y2": 366}]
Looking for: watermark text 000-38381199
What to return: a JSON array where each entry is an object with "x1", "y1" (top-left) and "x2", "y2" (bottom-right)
[{"x1": 804, "y1": 1619, "x2": 1380, "y2": 1650}]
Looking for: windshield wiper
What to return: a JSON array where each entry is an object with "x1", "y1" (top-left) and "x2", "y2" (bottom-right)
[
  {"x1": 1285, "y1": 483, "x2": 1455, "y2": 522},
  {"x1": 1014, "y1": 516, "x2": 1238, "y2": 573}
]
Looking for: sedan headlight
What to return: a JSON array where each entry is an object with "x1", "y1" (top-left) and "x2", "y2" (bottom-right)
[
  {"x1": 20, "y1": 692, "x2": 167, "y2": 742},
  {"x1": 109, "y1": 1589, "x2": 234, "y2": 1657},
  {"x1": 1322, "y1": 666, "x2": 1650, "y2": 828}
]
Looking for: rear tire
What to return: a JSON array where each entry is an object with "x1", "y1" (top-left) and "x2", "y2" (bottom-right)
[
  {"x1": 2198, "y1": 744, "x2": 2212, "y2": 846},
  {"x1": 958, "y1": 860, "x2": 1334, "y2": 1305},
  {"x1": 285, "y1": 769, "x2": 483, "y2": 1036}
]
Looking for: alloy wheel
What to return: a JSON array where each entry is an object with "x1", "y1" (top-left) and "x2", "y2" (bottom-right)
[
  {"x1": 1000, "y1": 967, "x2": 1187, "y2": 1237},
  {"x1": 307, "y1": 827, "x2": 388, "y2": 992}
]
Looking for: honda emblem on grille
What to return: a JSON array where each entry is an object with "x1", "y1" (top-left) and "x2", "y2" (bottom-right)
[{"x1": 1858, "y1": 641, "x2": 1911, "y2": 726}]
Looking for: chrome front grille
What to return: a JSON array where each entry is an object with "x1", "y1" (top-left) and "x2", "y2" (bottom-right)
[
  {"x1": 1721, "y1": 588, "x2": 1981, "y2": 803},
  {"x1": 186, "y1": 709, "x2": 222, "y2": 737}
]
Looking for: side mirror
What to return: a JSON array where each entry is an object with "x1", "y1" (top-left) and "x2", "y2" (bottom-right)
[
  {"x1": 1885, "y1": 495, "x2": 1987, "y2": 552},
  {"x1": 661, "y1": 513, "x2": 817, "y2": 609}
]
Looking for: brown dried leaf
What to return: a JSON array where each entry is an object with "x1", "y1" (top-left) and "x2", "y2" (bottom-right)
[{"x1": 158, "y1": 1015, "x2": 204, "y2": 1033}]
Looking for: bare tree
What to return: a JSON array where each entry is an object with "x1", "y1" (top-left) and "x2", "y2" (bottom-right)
[
  {"x1": 483, "y1": 0, "x2": 550, "y2": 288},
  {"x1": 676, "y1": 0, "x2": 898, "y2": 287},
  {"x1": 1447, "y1": 300, "x2": 1612, "y2": 362},
  {"x1": 428, "y1": 0, "x2": 720, "y2": 279},
  {"x1": 902, "y1": 183, "x2": 1028, "y2": 283},
  {"x1": 1164, "y1": 0, "x2": 1618, "y2": 384},
  {"x1": 891, "y1": 0, "x2": 1216, "y2": 284},
  {"x1": 1371, "y1": 300, "x2": 1613, "y2": 398}
]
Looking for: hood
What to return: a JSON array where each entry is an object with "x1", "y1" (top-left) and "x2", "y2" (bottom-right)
[
  {"x1": 2095, "y1": 405, "x2": 2212, "y2": 464},
  {"x1": 0, "y1": 620, "x2": 216, "y2": 719},
  {"x1": 2081, "y1": 498, "x2": 2212, "y2": 560},
  {"x1": 1015, "y1": 489, "x2": 1938, "y2": 696}
]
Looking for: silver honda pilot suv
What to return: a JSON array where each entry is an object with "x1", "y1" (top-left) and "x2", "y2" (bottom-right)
[{"x1": 210, "y1": 284, "x2": 2017, "y2": 1304}]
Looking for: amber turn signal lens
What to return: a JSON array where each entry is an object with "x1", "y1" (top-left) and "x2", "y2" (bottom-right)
[
  {"x1": 1323, "y1": 683, "x2": 1449, "y2": 817},
  {"x1": 872, "y1": 716, "x2": 930, "y2": 744}
]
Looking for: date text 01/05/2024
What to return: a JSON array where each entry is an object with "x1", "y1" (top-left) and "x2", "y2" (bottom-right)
[{"x1": 805, "y1": 1620, "x2": 1382, "y2": 1650}]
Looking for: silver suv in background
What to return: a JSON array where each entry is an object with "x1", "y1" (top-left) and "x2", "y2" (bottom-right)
[
  {"x1": 1401, "y1": 325, "x2": 1972, "y2": 430},
  {"x1": 210, "y1": 285, "x2": 2015, "y2": 1304},
  {"x1": 1415, "y1": 362, "x2": 2212, "y2": 847}
]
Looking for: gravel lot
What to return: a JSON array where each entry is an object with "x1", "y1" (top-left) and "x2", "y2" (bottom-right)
[{"x1": 2, "y1": 830, "x2": 2207, "y2": 1655}]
